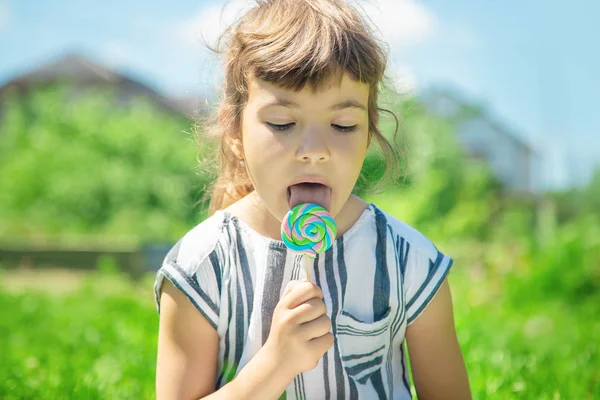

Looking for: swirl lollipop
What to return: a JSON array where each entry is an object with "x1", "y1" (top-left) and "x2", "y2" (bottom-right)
[{"x1": 281, "y1": 203, "x2": 337, "y2": 281}]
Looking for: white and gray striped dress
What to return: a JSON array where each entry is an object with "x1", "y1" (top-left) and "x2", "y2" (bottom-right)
[{"x1": 154, "y1": 202, "x2": 453, "y2": 399}]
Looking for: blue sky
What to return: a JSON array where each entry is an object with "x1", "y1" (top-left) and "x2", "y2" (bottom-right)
[{"x1": 1, "y1": 0, "x2": 598, "y2": 189}]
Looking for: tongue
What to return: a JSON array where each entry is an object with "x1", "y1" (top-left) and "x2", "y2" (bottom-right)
[{"x1": 289, "y1": 183, "x2": 331, "y2": 211}]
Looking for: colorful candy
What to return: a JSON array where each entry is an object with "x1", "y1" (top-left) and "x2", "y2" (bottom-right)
[{"x1": 280, "y1": 203, "x2": 337, "y2": 258}]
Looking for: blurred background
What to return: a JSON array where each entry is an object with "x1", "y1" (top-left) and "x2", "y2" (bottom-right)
[{"x1": 0, "y1": 0, "x2": 598, "y2": 398}]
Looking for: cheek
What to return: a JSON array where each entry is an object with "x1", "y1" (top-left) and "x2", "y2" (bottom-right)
[
  {"x1": 339, "y1": 139, "x2": 368, "y2": 186},
  {"x1": 242, "y1": 122, "x2": 269, "y2": 157},
  {"x1": 338, "y1": 135, "x2": 368, "y2": 165},
  {"x1": 243, "y1": 129, "x2": 287, "y2": 176},
  {"x1": 247, "y1": 137, "x2": 285, "y2": 163}
]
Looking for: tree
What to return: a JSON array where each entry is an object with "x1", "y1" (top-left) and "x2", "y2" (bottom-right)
[{"x1": 0, "y1": 85, "x2": 211, "y2": 244}]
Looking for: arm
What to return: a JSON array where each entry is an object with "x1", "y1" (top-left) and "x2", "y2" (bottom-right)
[
  {"x1": 156, "y1": 279, "x2": 296, "y2": 400},
  {"x1": 405, "y1": 278, "x2": 471, "y2": 400}
]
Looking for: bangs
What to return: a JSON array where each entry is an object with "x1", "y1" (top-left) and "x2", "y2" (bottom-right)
[{"x1": 239, "y1": 1, "x2": 385, "y2": 94}]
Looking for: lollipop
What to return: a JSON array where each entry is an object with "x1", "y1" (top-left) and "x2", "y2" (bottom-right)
[{"x1": 281, "y1": 203, "x2": 337, "y2": 281}]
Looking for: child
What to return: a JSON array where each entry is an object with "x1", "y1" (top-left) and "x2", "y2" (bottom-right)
[{"x1": 154, "y1": 0, "x2": 471, "y2": 399}]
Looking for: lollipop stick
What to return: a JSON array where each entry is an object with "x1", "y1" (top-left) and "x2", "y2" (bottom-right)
[{"x1": 305, "y1": 254, "x2": 310, "y2": 282}]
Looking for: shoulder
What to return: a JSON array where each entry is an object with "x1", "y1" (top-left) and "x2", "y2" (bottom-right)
[
  {"x1": 164, "y1": 210, "x2": 231, "y2": 273},
  {"x1": 372, "y1": 204, "x2": 441, "y2": 260},
  {"x1": 154, "y1": 211, "x2": 230, "y2": 325}
]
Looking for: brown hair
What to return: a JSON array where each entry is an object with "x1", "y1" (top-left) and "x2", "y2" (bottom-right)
[{"x1": 195, "y1": 0, "x2": 405, "y2": 217}]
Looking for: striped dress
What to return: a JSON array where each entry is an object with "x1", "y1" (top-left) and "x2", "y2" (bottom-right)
[{"x1": 153, "y1": 202, "x2": 454, "y2": 399}]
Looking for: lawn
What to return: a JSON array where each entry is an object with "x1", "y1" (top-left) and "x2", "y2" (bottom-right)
[{"x1": 1, "y1": 266, "x2": 598, "y2": 399}]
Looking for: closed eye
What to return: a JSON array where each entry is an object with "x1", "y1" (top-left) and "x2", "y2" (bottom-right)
[
  {"x1": 266, "y1": 123, "x2": 293, "y2": 131},
  {"x1": 333, "y1": 124, "x2": 358, "y2": 132},
  {"x1": 266, "y1": 123, "x2": 358, "y2": 132}
]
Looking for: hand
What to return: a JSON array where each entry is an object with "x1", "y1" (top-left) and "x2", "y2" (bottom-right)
[{"x1": 262, "y1": 280, "x2": 334, "y2": 377}]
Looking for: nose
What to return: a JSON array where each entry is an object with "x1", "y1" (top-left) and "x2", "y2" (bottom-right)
[{"x1": 295, "y1": 127, "x2": 330, "y2": 163}]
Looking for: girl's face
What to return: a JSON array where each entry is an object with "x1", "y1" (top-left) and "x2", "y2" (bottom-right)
[{"x1": 239, "y1": 71, "x2": 370, "y2": 222}]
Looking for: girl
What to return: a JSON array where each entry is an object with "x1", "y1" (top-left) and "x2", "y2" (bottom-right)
[{"x1": 154, "y1": 0, "x2": 471, "y2": 399}]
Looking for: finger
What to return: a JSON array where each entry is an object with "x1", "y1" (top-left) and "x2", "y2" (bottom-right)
[
  {"x1": 291, "y1": 297, "x2": 327, "y2": 324},
  {"x1": 298, "y1": 314, "x2": 332, "y2": 340},
  {"x1": 309, "y1": 331, "x2": 335, "y2": 355},
  {"x1": 284, "y1": 281, "x2": 323, "y2": 309},
  {"x1": 282, "y1": 280, "x2": 299, "y2": 297}
]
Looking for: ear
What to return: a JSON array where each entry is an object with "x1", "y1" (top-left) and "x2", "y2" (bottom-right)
[{"x1": 231, "y1": 137, "x2": 244, "y2": 160}]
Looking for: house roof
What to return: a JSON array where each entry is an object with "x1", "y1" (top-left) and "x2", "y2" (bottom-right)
[{"x1": 0, "y1": 51, "x2": 208, "y2": 118}]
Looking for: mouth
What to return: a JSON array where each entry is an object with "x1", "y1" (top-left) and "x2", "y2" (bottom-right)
[{"x1": 287, "y1": 182, "x2": 332, "y2": 212}]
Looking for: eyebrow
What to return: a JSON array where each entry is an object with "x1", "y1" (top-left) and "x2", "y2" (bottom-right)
[{"x1": 259, "y1": 98, "x2": 367, "y2": 112}]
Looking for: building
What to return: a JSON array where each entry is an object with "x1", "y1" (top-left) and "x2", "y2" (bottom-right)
[
  {"x1": 0, "y1": 52, "x2": 207, "y2": 123},
  {"x1": 421, "y1": 87, "x2": 539, "y2": 195}
]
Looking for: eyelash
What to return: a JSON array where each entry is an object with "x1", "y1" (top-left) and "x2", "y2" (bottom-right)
[{"x1": 267, "y1": 123, "x2": 358, "y2": 132}]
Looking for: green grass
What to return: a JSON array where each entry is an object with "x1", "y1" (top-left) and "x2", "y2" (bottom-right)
[
  {"x1": 449, "y1": 268, "x2": 600, "y2": 399},
  {"x1": 0, "y1": 267, "x2": 598, "y2": 399},
  {"x1": 0, "y1": 270, "x2": 158, "y2": 399}
]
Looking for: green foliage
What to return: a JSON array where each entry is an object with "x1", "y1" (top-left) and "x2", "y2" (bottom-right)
[
  {"x1": 508, "y1": 213, "x2": 600, "y2": 304},
  {"x1": 0, "y1": 85, "x2": 211, "y2": 244},
  {"x1": 449, "y1": 268, "x2": 600, "y2": 399},
  {"x1": 0, "y1": 272, "x2": 157, "y2": 399},
  {"x1": 549, "y1": 166, "x2": 600, "y2": 223},
  {"x1": 96, "y1": 254, "x2": 120, "y2": 275}
]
